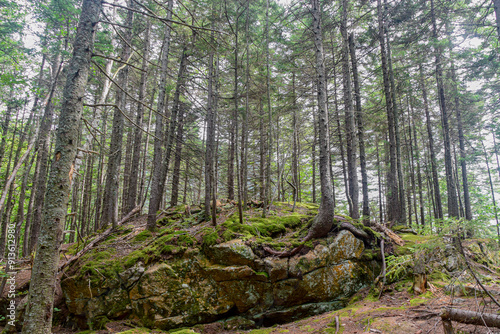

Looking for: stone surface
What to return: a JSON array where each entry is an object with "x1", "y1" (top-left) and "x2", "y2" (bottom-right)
[{"x1": 61, "y1": 230, "x2": 377, "y2": 331}]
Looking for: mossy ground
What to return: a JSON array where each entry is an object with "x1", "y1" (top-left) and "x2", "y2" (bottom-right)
[{"x1": 67, "y1": 202, "x2": 321, "y2": 282}]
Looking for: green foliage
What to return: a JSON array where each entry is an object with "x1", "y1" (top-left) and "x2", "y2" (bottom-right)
[{"x1": 385, "y1": 254, "x2": 413, "y2": 283}]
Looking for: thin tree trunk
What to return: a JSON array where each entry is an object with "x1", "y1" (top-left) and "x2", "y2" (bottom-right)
[
  {"x1": 102, "y1": 0, "x2": 134, "y2": 228},
  {"x1": 349, "y1": 32, "x2": 368, "y2": 222},
  {"x1": 127, "y1": 19, "x2": 151, "y2": 212},
  {"x1": 386, "y1": 30, "x2": 405, "y2": 225},
  {"x1": 162, "y1": 47, "x2": 189, "y2": 208},
  {"x1": 332, "y1": 51, "x2": 349, "y2": 206},
  {"x1": 309, "y1": 0, "x2": 335, "y2": 238},
  {"x1": 146, "y1": 0, "x2": 174, "y2": 231},
  {"x1": 450, "y1": 55, "x2": 472, "y2": 220},
  {"x1": 263, "y1": 0, "x2": 272, "y2": 218},
  {"x1": 170, "y1": 105, "x2": 186, "y2": 207},
  {"x1": 205, "y1": 26, "x2": 217, "y2": 221},
  {"x1": 430, "y1": 0, "x2": 459, "y2": 218},
  {"x1": 341, "y1": 0, "x2": 359, "y2": 219},
  {"x1": 21, "y1": 0, "x2": 101, "y2": 330},
  {"x1": 312, "y1": 101, "x2": 317, "y2": 204},
  {"x1": 419, "y1": 62, "x2": 443, "y2": 220},
  {"x1": 292, "y1": 72, "x2": 299, "y2": 212},
  {"x1": 494, "y1": 0, "x2": 500, "y2": 38},
  {"x1": 377, "y1": 0, "x2": 400, "y2": 225},
  {"x1": 482, "y1": 140, "x2": 500, "y2": 243},
  {"x1": 29, "y1": 52, "x2": 63, "y2": 253}
]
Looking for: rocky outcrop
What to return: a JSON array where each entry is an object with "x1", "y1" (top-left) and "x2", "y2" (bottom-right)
[{"x1": 61, "y1": 230, "x2": 378, "y2": 330}]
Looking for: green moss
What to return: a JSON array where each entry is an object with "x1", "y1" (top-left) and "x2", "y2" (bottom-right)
[
  {"x1": 90, "y1": 315, "x2": 110, "y2": 330},
  {"x1": 134, "y1": 230, "x2": 153, "y2": 242},
  {"x1": 202, "y1": 229, "x2": 219, "y2": 246},
  {"x1": 248, "y1": 328, "x2": 274, "y2": 334},
  {"x1": 123, "y1": 250, "x2": 148, "y2": 268},
  {"x1": 119, "y1": 329, "x2": 168, "y2": 334},
  {"x1": 170, "y1": 329, "x2": 197, "y2": 334},
  {"x1": 409, "y1": 291, "x2": 433, "y2": 306},
  {"x1": 429, "y1": 270, "x2": 450, "y2": 282},
  {"x1": 254, "y1": 271, "x2": 269, "y2": 278}
]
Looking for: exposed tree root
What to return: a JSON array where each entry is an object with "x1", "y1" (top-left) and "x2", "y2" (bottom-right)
[{"x1": 263, "y1": 215, "x2": 371, "y2": 258}]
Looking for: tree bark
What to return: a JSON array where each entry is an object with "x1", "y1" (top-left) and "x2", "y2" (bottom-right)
[
  {"x1": 21, "y1": 0, "x2": 101, "y2": 330},
  {"x1": 377, "y1": 0, "x2": 400, "y2": 225},
  {"x1": 341, "y1": 0, "x2": 359, "y2": 220},
  {"x1": 146, "y1": 0, "x2": 174, "y2": 231},
  {"x1": 102, "y1": 0, "x2": 134, "y2": 228},
  {"x1": 308, "y1": 0, "x2": 335, "y2": 238},
  {"x1": 127, "y1": 19, "x2": 151, "y2": 212},
  {"x1": 349, "y1": 32, "x2": 368, "y2": 222},
  {"x1": 170, "y1": 104, "x2": 186, "y2": 207},
  {"x1": 29, "y1": 51, "x2": 63, "y2": 253},
  {"x1": 263, "y1": 0, "x2": 272, "y2": 218},
  {"x1": 441, "y1": 307, "x2": 500, "y2": 329},
  {"x1": 482, "y1": 140, "x2": 500, "y2": 244},
  {"x1": 430, "y1": 0, "x2": 459, "y2": 218},
  {"x1": 419, "y1": 62, "x2": 443, "y2": 220},
  {"x1": 205, "y1": 24, "x2": 217, "y2": 221},
  {"x1": 494, "y1": 0, "x2": 500, "y2": 38},
  {"x1": 386, "y1": 29, "x2": 405, "y2": 225}
]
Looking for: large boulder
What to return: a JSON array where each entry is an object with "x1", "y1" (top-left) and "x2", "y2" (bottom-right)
[{"x1": 61, "y1": 230, "x2": 377, "y2": 330}]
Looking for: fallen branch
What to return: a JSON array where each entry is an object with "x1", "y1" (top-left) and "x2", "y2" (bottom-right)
[
  {"x1": 441, "y1": 307, "x2": 500, "y2": 329},
  {"x1": 372, "y1": 222, "x2": 405, "y2": 246},
  {"x1": 60, "y1": 205, "x2": 142, "y2": 271}
]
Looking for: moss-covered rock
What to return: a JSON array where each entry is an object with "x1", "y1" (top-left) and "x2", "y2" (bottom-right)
[{"x1": 61, "y1": 229, "x2": 376, "y2": 331}]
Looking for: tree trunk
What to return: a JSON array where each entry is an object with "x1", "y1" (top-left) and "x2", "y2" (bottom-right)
[
  {"x1": 0, "y1": 101, "x2": 13, "y2": 172},
  {"x1": 259, "y1": 100, "x2": 265, "y2": 202},
  {"x1": 312, "y1": 101, "x2": 317, "y2": 204},
  {"x1": 430, "y1": 0, "x2": 459, "y2": 219},
  {"x1": 170, "y1": 104, "x2": 186, "y2": 207},
  {"x1": 29, "y1": 51, "x2": 63, "y2": 253},
  {"x1": 377, "y1": 0, "x2": 400, "y2": 225},
  {"x1": 494, "y1": 0, "x2": 500, "y2": 38},
  {"x1": 308, "y1": 0, "x2": 335, "y2": 238},
  {"x1": 349, "y1": 32, "x2": 368, "y2": 222},
  {"x1": 162, "y1": 47, "x2": 189, "y2": 207},
  {"x1": 102, "y1": 0, "x2": 134, "y2": 228},
  {"x1": 441, "y1": 307, "x2": 500, "y2": 329},
  {"x1": 332, "y1": 51, "x2": 349, "y2": 207},
  {"x1": 419, "y1": 62, "x2": 443, "y2": 220},
  {"x1": 263, "y1": 0, "x2": 272, "y2": 218},
  {"x1": 21, "y1": 0, "x2": 101, "y2": 330},
  {"x1": 205, "y1": 24, "x2": 217, "y2": 221},
  {"x1": 341, "y1": 0, "x2": 359, "y2": 220},
  {"x1": 126, "y1": 19, "x2": 151, "y2": 212},
  {"x1": 292, "y1": 72, "x2": 299, "y2": 212},
  {"x1": 146, "y1": 0, "x2": 174, "y2": 231},
  {"x1": 386, "y1": 30, "x2": 405, "y2": 225},
  {"x1": 482, "y1": 140, "x2": 500, "y2": 243},
  {"x1": 450, "y1": 56, "x2": 472, "y2": 220}
]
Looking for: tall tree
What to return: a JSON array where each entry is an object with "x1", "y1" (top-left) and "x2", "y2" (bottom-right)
[
  {"x1": 430, "y1": 0, "x2": 459, "y2": 218},
  {"x1": 377, "y1": 0, "x2": 401, "y2": 224},
  {"x1": 147, "y1": 0, "x2": 174, "y2": 231},
  {"x1": 308, "y1": 0, "x2": 335, "y2": 237},
  {"x1": 349, "y1": 33, "x2": 369, "y2": 222},
  {"x1": 22, "y1": 0, "x2": 101, "y2": 330}
]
